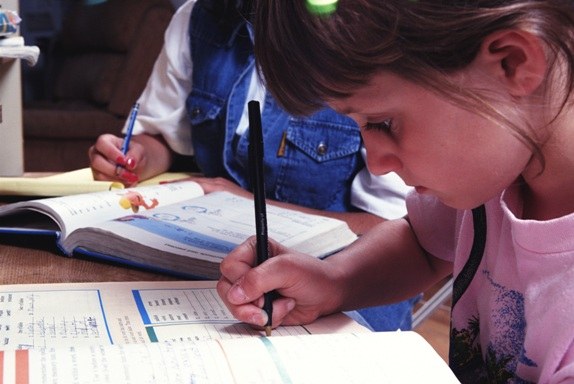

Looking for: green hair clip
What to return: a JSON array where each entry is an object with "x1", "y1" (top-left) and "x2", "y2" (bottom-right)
[{"x1": 306, "y1": 0, "x2": 339, "y2": 15}]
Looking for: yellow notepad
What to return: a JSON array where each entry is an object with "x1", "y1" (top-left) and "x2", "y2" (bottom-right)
[{"x1": 0, "y1": 168, "x2": 193, "y2": 197}]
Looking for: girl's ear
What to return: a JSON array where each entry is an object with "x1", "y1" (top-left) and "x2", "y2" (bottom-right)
[{"x1": 477, "y1": 29, "x2": 547, "y2": 96}]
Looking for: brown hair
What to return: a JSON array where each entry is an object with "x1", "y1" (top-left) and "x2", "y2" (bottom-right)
[{"x1": 253, "y1": 1, "x2": 574, "y2": 166}]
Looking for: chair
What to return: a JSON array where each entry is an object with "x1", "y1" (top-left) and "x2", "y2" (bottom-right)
[
  {"x1": 23, "y1": 0, "x2": 174, "y2": 171},
  {"x1": 412, "y1": 276, "x2": 453, "y2": 329}
]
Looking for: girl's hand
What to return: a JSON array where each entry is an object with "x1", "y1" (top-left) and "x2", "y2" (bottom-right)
[
  {"x1": 217, "y1": 237, "x2": 343, "y2": 329},
  {"x1": 89, "y1": 133, "x2": 142, "y2": 186}
]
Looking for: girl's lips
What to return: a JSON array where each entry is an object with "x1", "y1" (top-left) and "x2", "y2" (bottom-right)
[{"x1": 414, "y1": 186, "x2": 428, "y2": 194}]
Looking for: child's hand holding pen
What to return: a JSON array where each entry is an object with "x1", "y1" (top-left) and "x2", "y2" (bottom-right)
[
  {"x1": 217, "y1": 236, "x2": 342, "y2": 331},
  {"x1": 88, "y1": 133, "x2": 140, "y2": 186},
  {"x1": 88, "y1": 103, "x2": 141, "y2": 186}
]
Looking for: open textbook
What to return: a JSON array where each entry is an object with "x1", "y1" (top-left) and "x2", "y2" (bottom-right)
[
  {"x1": 0, "y1": 281, "x2": 459, "y2": 383},
  {"x1": 0, "y1": 181, "x2": 358, "y2": 279}
]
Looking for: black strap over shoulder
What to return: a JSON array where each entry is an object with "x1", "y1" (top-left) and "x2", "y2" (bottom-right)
[
  {"x1": 449, "y1": 205, "x2": 487, "y2": 372},
  {"x1": 451, "y1": 204, "x2": 487, "y2": 308}
]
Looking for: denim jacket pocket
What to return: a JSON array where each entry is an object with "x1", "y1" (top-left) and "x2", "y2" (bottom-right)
[
  {"x1": 287, "y1": 119, "x2": 361, "y2": 162},
  {"x1": 186, "y1": 90, "x2": 228, "y2": 176},
  {"x1": 275, "y1": 119, "x2": 363, "y2": 211},
  {"x1": 187, "y1": 90, "x2": 224, "y2": 126}
]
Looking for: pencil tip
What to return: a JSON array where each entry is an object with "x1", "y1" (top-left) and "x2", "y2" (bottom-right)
[{"x1": 265, "y1": 326, "x2": 272, "y2": 337}]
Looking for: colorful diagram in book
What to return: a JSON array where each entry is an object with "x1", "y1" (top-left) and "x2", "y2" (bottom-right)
[
  {"x1": 114, "y1": 213, "x2": 238, "y2": 255},
  {"x1": 117, "y1": 190, "x2": 159, "y2": 212}
]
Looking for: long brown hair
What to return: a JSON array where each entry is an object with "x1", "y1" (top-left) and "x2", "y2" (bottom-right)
[{"x1": 253, "y1": 1, "x2": 574, "y2": 166}]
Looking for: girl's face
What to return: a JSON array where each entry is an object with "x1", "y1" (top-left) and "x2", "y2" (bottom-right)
[{"x1": 330, "y1": 71, "x2": 534, "y2": 209}]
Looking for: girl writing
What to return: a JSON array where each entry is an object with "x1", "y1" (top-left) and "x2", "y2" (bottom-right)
[{"x1": 217, "y1": 1, "x2": 574, "y2": 381}]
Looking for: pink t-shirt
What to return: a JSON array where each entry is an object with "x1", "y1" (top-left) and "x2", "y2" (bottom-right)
[{"x1": 407, "y1": 184, "x2": 574, "y2": 383}]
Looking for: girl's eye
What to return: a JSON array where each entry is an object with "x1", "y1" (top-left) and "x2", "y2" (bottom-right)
[{"x1": 364, "y1": 118, "x2": 394, "y2": 134}]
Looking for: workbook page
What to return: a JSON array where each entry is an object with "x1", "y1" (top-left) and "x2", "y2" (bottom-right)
[
  {"x1": 0, "y1": 332, "x2": 458, "y2": 384},
  {"x1": 0, "y1": 281, "x2": 366, "y2": 350},
  {"x1": 221, "y1": 332, "x2": 460, "y2": 383}
]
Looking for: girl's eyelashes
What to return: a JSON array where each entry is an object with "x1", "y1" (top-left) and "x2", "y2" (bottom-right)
[{"x1": 363, "y1": 118, "x2": 394, "y2": 134}]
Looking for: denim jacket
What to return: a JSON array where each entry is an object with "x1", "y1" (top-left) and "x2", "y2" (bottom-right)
[{"x1": 186, "y1": 3, "x2": 364, "y2": 212}]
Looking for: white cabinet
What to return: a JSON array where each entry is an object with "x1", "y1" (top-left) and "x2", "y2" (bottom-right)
[{"x1": 0, "y1": 0, "x2": 23, "y2": 176}]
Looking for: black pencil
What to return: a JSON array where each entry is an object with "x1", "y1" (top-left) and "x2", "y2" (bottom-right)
[{"x1": 247, "y1": 100, "x2": 273, "y2": 336}]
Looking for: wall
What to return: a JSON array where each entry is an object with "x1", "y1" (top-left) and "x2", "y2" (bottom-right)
[
  {"x1": 18, "y1": 0, "x2": 73, "y2": 102},
  {"x1": 19, "y1": 0, "x2": 183, "y2": 103}
]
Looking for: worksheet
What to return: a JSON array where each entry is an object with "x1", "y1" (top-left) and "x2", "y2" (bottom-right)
[
  {"x1": 0, "y1": 282, "x2": 460, "y2": 383},
  {"x1": 0, "y1": 332, "x2": 459, "y2": 384},
  {"x1": 0, "y1": 281, "x2": 366, "y2": 350}
]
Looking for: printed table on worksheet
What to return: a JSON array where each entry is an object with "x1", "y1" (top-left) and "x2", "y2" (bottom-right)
[{"x1": 0, "y1": 286, "x2": 314, "y2": 350}]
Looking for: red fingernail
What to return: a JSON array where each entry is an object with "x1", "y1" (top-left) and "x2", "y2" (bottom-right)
[
  {"x1": 119, "y1": 169, "x2": 139, "y2": 184},
  {"x1": 115, "y1": 156, "x2": 127, "y2": 166},
  {"x1": 126, "y1": 157, "x2": 137, "y2": 170}
]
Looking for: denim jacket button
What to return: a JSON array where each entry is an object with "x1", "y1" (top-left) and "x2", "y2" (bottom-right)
[
  {"x1": 191, "y1": 107, "x2": 202, "y2": 117},
  {"x1": 316, "y1": 142, "x2": 328, "y2": 156}
]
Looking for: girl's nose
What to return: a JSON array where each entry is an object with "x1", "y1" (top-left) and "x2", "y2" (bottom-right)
[
  {"x1": 365, "y1": 152, "x2": 402, "y2": 176},
  {"x1": 362, "y1": 132, "x2": 402, "y2": 176}
]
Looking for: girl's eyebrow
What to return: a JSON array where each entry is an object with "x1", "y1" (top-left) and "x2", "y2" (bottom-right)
[{"x1": 331, "y1": 105, "x2": 358, "y2": 115}]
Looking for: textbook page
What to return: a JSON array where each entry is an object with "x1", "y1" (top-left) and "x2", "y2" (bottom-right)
[
  {"x1": 0, "y1": 181, "x2": 204, "y2": 239},
  {"x1": 0, "y1": 332, "x2": 459, "y2": 384},
  {"x1": 56, "y1": 191, "x2": 357, "y2": 279},
  {"x1": 0, "y1": 280, "x2": 367, "y2": 350},
  {"x1": 66, "y1": 191, "x2": 357, "y2": 263}
]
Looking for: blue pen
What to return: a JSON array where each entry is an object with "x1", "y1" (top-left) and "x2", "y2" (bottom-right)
[
  {"x1": 121, "y1": 103, "x2": 140, "y2": 155},
  {"x1": 115, "y1": 103, "x2": 139, "y2": 180}
]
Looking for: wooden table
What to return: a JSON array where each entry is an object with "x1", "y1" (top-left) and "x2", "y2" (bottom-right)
[{"x1": 0, "y1": 234, "x2": 181, "y2": 284}]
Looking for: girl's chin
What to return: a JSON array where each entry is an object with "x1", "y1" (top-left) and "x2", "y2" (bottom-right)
[{"x1": 414, "y1": 187, "x2": 461, "y2": 208}]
